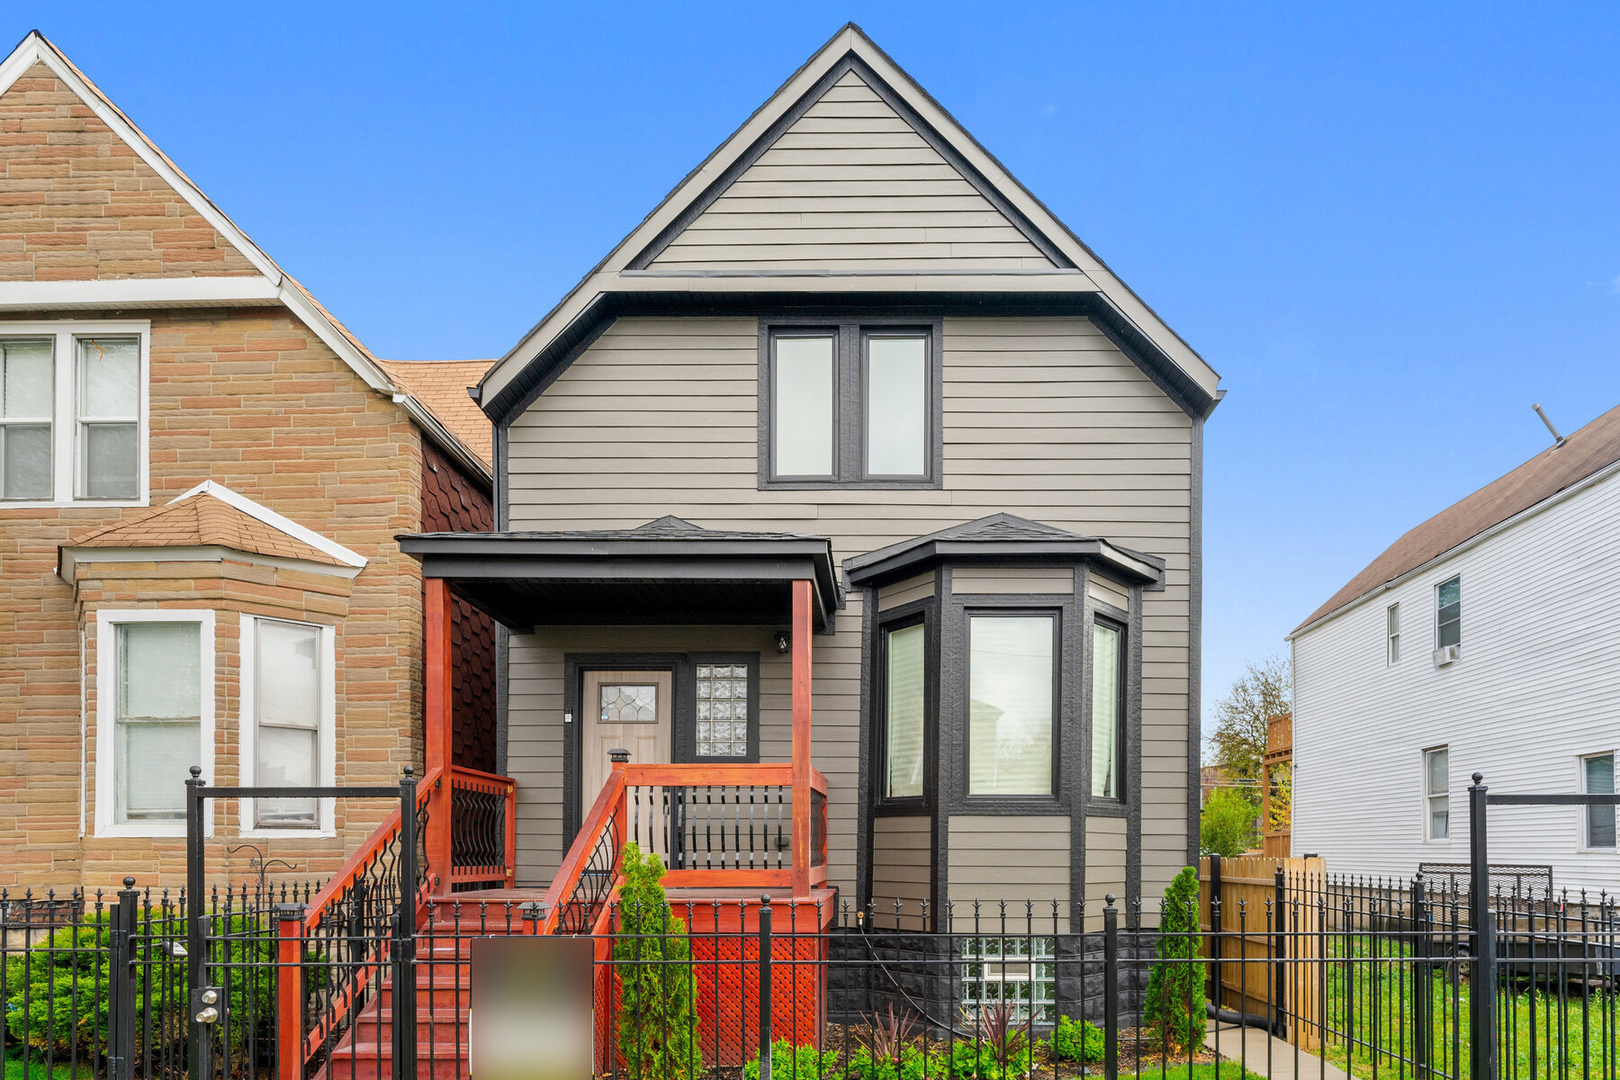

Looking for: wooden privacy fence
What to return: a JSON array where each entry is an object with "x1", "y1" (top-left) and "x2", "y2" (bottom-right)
[{"x1": 1198, "y1": 854, "x2": 1325, "y2": 1050}]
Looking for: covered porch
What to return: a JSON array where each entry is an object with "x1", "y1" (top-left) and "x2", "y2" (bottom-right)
[{"x1": 402, "y1": 518, "x2": 842, "y2": 917}]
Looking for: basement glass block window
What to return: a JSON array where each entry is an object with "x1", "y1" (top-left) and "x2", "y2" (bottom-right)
[
  {"x1": 1584, "y1": 754, "x2": 1615, "y2": 849},
  {"x1": 1435, "y1": 577, "x2": 1461, "y2": 649},
  {"x1": 696, "y1": 664, "x2": 748, "y2": 757},
  {"x1": 0, "y1": 340, "x2": 53, "y2": 500},
  {"x1": 960, "y1": 936, "x2": 1056, "y2": 1025}
]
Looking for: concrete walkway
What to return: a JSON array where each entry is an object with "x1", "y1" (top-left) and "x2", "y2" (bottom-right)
[{"x1": 1207, "y1": 1022, "x2": 1350, "y2": 1080}]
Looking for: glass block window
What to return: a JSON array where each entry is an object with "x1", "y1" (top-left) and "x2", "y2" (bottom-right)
[
  {"x1": 600, "y1": 684, "x2": 658, "y2": 724},
  {"x1": 960, "y1": 936, "x2": 1057, "y2": 1026},
  {"x1": 695, "y1": 664, "x2": 749, "y2": 757}
]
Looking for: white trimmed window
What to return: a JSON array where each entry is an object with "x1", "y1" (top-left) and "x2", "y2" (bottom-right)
[
  {"x1": 1582, "y1": 753, "x2": 1615, "y2": 850},
  {"x1": 0, "y1": 322, "x2": 148, "y2": 506},
  {"x1": 1386, "y1": 603, "x2": 1401, "y2": 665},
  {"x1": 239, "y1": 615, "x2": 336, "y2": 835},
  {"x1": 95, "y1": 610, "x2": 214, "y2": 838},
  {"x1": 1423, "y1": 746, "x2": 1449, "y2": 841}
]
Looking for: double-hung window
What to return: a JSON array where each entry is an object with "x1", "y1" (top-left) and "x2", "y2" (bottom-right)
[
  {"x1": 1435, "y1": 577, "x2": 1461, "y2": 649},
  {"x1": 966, "y1": 613, "x2": 1057, "y2": 797},
  {"x1": 1424, "y1": 746, "x2": 1449, "y2": 840},
  {"x1": 881, "y1": 619, "x2": 927, "y2": 801},
  {"x1": 1386, "y1": 603, "x2": 1401, "y2": 664},
  {"x1": 1582, "y1": 753, "x2": 1615, "y2": 849},
  {"x1": 96, "y1": 610, "x2": 214, "y2": 837},
  {"x1": 1091, "y1": 619, "x2": 1125, "y2": 800},
  {"x1": 763, "y1": 322, "x2": 938, "y2": 486},
  {"x1": 240, "y1": 615, "x2": 335, "y2": 834},
  {"x1": 0, "y1": 323, "x2": 147, "y2": 505}
]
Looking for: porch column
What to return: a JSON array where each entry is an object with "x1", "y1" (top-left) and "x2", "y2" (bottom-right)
[
  {"x1": 425, "y1": 576, "x2": 454, "y2": 895},
  {"x1": 791, "y1": 578, "x2": 813, "y2": 897}
]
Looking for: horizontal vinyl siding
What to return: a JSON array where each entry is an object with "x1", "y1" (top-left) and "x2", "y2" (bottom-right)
[
  {"x1": 951, "y1": 566, "x2": 1075, "y2": 595},
  {"x1": 1088, "y1": 574, "x2": 1131, "y2": 612},
  {"x1": 651, "y1": 71, "x2": 1052, "y2": 271},
  {"x1": 1293, "y1": 470, "x2": 1620, "y2": 889},
  {"x1": 948, "y1": 815, "x2": 1069, "y2": 931},
  {"x1": 879, "y1": 572, "x2": 936, "y2": 610},
  {"x1": 507, "y1": 314, "x2": 1194, "y2": 898},
  {"x1": 872, "y1": 814, "x2": 932, "y2": 914}
]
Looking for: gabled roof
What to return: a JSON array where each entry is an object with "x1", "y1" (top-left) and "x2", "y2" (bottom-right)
[
  {"x1": 476, "y1": 23, "x2": 1221, "y2": 423},
  {"x1": 376, "y1": 359, "x2": 495, "y2": 473},
  {"x1": 0, "y1": 31, "x2": 488, "y2": 482},
  {"x1": 59, "y1": 480, "x2": 367, "y2": 582},
  {"x1": 1294, "y1": 403, "x2": 1620, "y2": 635},
  {"x1": 843, "y1": 512, "x2": 1165, "y2": 586}
]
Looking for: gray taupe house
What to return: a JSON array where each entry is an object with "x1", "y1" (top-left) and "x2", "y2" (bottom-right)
[{"x1": 400, "y1": 24, "x2": 1221, "y2": 932}]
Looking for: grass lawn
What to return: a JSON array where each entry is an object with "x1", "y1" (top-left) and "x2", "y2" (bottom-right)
[{"x1": 1, "y1": 1051, "x2": 96, "y2": 1080}]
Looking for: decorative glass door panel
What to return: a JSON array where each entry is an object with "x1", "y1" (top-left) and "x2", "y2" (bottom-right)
[{"x1": 581, "y1": 669, "x2": 673, "y2": 857}]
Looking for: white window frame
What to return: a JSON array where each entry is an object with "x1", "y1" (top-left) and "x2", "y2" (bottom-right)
[
  {"x1": 0, "y1": 320, "x2": 150, "y2": 508},
  {"x1": 238, "y1": 614, "x2": 337, "y2": 837},
  {"x1": 1386, "y1": 603, "x2": 1401, "y2": 665},
  {"x1": 1434, "y1": 575, "x2": 1462, "y2": 650},
  {"x1": 1579, "y1": 751, "x2": 1616, "y2": 852},
  {"x1": 94, "y1": 609, "x2": 214, "y2": 838},
  {"x1": 1422, "y1": 745, "x2": 1450, "y2": 843}
]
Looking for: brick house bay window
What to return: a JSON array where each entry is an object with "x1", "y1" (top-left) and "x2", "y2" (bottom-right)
[{"x1": 240, "y1": 614, "x2": 337, "y2": 834}]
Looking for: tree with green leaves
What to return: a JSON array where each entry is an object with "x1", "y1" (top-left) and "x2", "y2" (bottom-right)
[
  {"x1": 1207, "y1": 655, "x2": 1291, "y2": 794},
  {"x1": 613, "y1": 843, "x2": 703, "y2": 1080},
  {"x1": 1200, "y1": 787, "x2": 1261, "y2": 857}
]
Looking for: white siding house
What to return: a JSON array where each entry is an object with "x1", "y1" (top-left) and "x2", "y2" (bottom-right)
[{"x1": 1291, "y1": 406, "x2": 1620, "y2": 890}]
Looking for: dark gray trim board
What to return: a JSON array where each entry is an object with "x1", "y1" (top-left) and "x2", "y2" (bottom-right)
[
  {"x1": 479, "y1": 292, "x2": 1220, "y2": 424},
  {"x1": 1186, "y1": 415, "x2": 1204, "y2": 868}
]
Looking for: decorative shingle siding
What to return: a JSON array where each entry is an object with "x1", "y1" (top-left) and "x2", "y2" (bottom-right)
[
  {"x1": 421, "y1": 441, "x2": 498, "y2": 773},
  {"x1": 0, "y1": 63, "x2": 259, "y2": 280}
]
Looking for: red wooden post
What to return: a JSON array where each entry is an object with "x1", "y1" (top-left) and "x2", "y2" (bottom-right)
[
  {"x1": 424, "y1": 576, "x2": 454, "y2": 894},
  {"x1": 790, "y1": 578, "x2": 813, "y2": 898},
  {"x1": 275, "y1": 905, "x2": 304, "y2": 1080},
  {"x1": 504, "y1": 778, "x2": 517, "y2": 888}
]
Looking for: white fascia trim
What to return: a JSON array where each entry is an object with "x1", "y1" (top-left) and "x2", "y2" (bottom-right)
[
  {"x1": 59, "y1": 545, "x2": 364, "y2": 585},
  {"x1": 393, "y1": 393, "x2": 493, "y2": 482},
  {"x1": 276, "y1": 284, "x2": 394, "y2": 393},
  {"x1": 169, "y1": 481, "x2": 369, "y2": 568},
  {"x1": 0, "y1": 276, "x2": 281, "y2": 310},
  {"x1": 1289, "y1": 455, "x2": 1620, "y2": 642}
]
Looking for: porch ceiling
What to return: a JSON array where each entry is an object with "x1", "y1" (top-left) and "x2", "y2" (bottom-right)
[{"x1": 397, "y1": 525, "x2": 840, "y2": 632}]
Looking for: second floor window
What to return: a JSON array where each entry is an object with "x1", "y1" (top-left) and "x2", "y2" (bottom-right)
[
  {"x1": 763, "y1": 323, "x2": 937, "y2": 486},
  {"x1": 1386, "y1": 603, "x2": 1401, "y2": 664},
  {"x1": 0, "y1": 323, "x2": 147, "y2": 505},
  {"x1": 1435, "y1": 577, "x2": 1461, "y2": 649}
]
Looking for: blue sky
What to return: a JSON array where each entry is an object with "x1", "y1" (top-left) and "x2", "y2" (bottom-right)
[{"x1": 16, "y1": 3, "x2": 1620, "y2": 740}]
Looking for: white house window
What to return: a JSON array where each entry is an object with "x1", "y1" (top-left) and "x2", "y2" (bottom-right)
[
  {"x1": 1424, "y1": 746, "x2": 1449, "y2": 840},
  {"x1": 1386, "y1": 603, "x2": 1401, "y2": 665},
  {"x1": 1435, "y1": 577, "x2": 1461, "y2": 649},
  {"x1": 864, "y1": 333, "x2": 927, "y2": 478},
  {"x1": 0, "y1": 323, "x2": 147, "y2": 506},
  {"x1": 96, "y1": 610, "x2": 213, "y2": 838},
  {"x1": 770, "y1": 333, "x2": 836, "y2": 479},
  {"x1": 240, "y1": 615, "x2": 335, "y2": 833},
  {"x1": 1583, "y1": 753, "x2": 1615, "y2": 849}
]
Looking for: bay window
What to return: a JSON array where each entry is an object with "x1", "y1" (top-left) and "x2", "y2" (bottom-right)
[
  {"x1": 966, "y1": 614, "x2": 1056, "y2": 797},
  {"x1": 882, "y1": 620, "x2": 927, "y2": 800},
  {"x1": 1091, "y1": 620, "x2": 1125, "y2": 800},
  {"x1": 240, "y1": 615, "x2": 335, "y2": 833},
  {"x1": 0, "y1": 322, "x2": 147, "y2": 506}
]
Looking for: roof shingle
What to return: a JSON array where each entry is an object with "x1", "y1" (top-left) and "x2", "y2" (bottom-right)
[{"x1": 377, "y1": 359, "x2": 495, "y2": 472}]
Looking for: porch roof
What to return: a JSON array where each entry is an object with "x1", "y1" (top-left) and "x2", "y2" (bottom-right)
[
  {"x1": 843, "y1": 512, "x2": 1165, "y2": 587},
  {"x1": 397, "y1": 517, "x2": 840, "y2": 632}
]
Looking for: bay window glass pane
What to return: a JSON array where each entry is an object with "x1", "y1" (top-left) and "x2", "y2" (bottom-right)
[
  {"x1": 256, "y1": 620, "x2": 321, "y2": 826},
  {"x1": 114, "y1": 621, "x2": 202, "y2": 823},
  {"x1": 83, "y1": 423, "x2": 138, "y2": 498},
  {"x1": 866, "y1": 335, "x2": 926, "y2": 476},
  {"x1": 1091, "y1": 623, "x2": 1122, "y2": 799},
  {"x1": 3, "y1": 341, "x2": 53, "y2": 417},
  {"x1": 772, "y1": 335, "x2": 834, "y2": 477},
  {"x1": 884, "y1": 623, "x2": 925, "y2": 799},
  {"x1": 968, "y1": 616, "x2": 1054, "y2": 796},
  {"x1": 3, "y1": 425, "x2": 51, "y2": 499},
  {"x1": 79, "y1": 339, "x2": 138, "y2": 418},
  {"x1": 1586, "y1": 755, "x2": 1615, "y2": 848}
]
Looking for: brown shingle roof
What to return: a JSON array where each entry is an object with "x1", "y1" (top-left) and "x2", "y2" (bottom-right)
[
  {"x1": 1297, "y1": 403, "x2": 1620, "y2": 632},
  {"x1": 70, "y1": 488, "x2": 345, "y2": 566},
  {"x1": 377, "y1": 359, "x2": 494, "y2": 472}
]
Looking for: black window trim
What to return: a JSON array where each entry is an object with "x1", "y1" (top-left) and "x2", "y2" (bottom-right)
[
  {"x1": 874, "y1": 605, "x2": 933, "y2": 812},
  {"x1": 1090, "y1": 612, "x2": 1128, "y2": 805},
  {"x1": 757, "y1": 316, "x2": 944, "y2": 491},
  {"x1": 962, "y1": 605, "x2": 1064, "y2": 806}
]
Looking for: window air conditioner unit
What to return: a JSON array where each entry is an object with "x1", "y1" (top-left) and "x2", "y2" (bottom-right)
[{"x1": 1433, "y1": 644, "x2": 1460, "y2": 666}]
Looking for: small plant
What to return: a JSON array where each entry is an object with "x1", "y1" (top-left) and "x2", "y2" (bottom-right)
[
  {"x1": 743, "y1": 1040, "x2": 842, "y2": 1080},
  {"x1": 612, "y1": 842, "x2": 703, "y2": 1080},
  {"x1": 973, "y1": 1001, "x2": 1029, "y2": 1078},
  {"x1": 1046, "y1": 1014, "x2": 1104, "y2": 1064},
  {"x1": 865, "y1": 1003, "x2": 918, "y2": 1065},
  {"x1": 1199, "y1": 788, "x2": 1260, "y2": 858},
  {"x1": 1144, "y1": 866, "x2": 1207, "y2": 1054}
]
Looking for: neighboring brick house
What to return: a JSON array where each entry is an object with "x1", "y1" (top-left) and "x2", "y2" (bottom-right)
[{"x1": 0, "y1": 32, "x2": 494, "y2": 888}]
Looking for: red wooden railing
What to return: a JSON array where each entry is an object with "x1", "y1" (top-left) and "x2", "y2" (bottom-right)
[{"x1": 448, "y1": 764, "x2": 518, "y2": 887}]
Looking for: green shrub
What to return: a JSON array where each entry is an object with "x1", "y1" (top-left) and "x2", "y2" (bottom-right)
[
  {"x1": 1046, "y1": 1014, "x2": 1104, "y2": 1064},
  {"x1": 743, "y1": 1040, "x2": 845, "y2": 1080},
  {"x1": 1144, "y1": 867, "x2": 1206, "y2": 1054},
  {"x1": 1199, "y1": 789, "x2": 1259, "y2": 858},
  {"x1": 612, "y1": 843, "x2": 703, "y2": 1080},
  {"x1": 946, "y1": 1036, "x2": 1030, "y2": 1080}
]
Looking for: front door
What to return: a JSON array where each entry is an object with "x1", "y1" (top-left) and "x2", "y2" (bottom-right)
[{"x1": 580, "y1": 669, "x2": 673, "y2": 852}]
